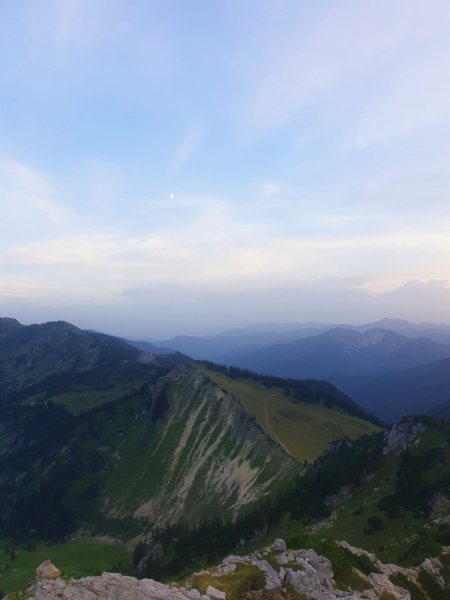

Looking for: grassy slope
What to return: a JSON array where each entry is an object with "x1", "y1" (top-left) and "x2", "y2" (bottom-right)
[
  {"x1": 103, "y1": 366, "x2": 300, "y2": 525},
  {"x1": 0, "y1": 539, "x2": 131, "y2": 596},
  {"x1": 1, "y1": 319, "x2": 190, "y2": 416},
  {"x1": 42, "y1": 380, "x2": 148, "y2": 416},
  {"x1": 195, "y1": 365, "x2": 380, "y2": 463},
  {"x1": 230, "y1": 423, "x2": 450, "y2": 567},
  {"x1": 0, "y1": 366, "x2": 300, "y2": 594},
  {"x1": 320, "y1": 425, "x2": 450, "y2": 563}
]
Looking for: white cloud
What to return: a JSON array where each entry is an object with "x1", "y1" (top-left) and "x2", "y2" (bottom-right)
[{"x1": 1, "y1": 157, "x2": 449, "y2": 309}]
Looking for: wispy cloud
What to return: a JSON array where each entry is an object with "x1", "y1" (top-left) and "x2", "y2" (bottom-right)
[
  {"x1": 1, "y1": 1, "x2": 449, "y2": 333},
  {"x1": 250, "y1": 0, "x2": 449, "y2": 134},
  {"x1": 169, "y1": 121, "x2": 204, "y2": 173},
  {"x1": 0, "y1": 159, "x2": 74, "y2": 248}
]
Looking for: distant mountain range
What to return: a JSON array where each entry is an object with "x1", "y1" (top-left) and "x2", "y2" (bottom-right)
[
  {"x1": 113, "y1": 320, "x2": 450, "y2": 423},
  {"x1": 328, "y1": 357, "x2": 450, "y2": 423},
  {"x1": 6, "y1": 317, "x2": 449, "y2": 424},
  {"x1": 222, "y1": 327, "x2": 450, "y2": 378},
  {"x1": 220, "y1": 317, "x2": 450, "y2": 340},
  {"x1": 152, "y1": 318, "x2": 450, "y2": 361}
]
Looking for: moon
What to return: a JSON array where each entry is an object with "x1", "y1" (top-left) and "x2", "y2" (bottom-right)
[{"x1": 170, "y1": 193, "x2": 174, "y2": 198}]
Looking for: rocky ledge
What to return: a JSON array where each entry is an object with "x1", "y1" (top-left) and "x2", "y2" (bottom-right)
[{"x1": 7, "y1": 539, "x2": 449, "y2": 600}]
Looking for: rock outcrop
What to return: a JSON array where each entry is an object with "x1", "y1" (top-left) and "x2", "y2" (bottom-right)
[
  {"x1": 338, "y1": 540, "x2": 450, "y2": 599},
  {"x1": 383, "y1": 416, "x2": 427, "y2": 454},
  {"x1": 9, "y1": 538, "x2": 448, "y2": 600}
]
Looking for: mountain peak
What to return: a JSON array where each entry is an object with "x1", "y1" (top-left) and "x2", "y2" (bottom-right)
[{"x1": 0, "y1": 316, "x2": 25, "y2": 333}]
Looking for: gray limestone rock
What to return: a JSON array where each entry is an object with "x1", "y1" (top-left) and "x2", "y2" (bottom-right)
[
  {"x1": 384, "y1": 417, "x2": 427, "y2": 455},
  {"x1": 284, "y1": 550, "x2": 335, "y2": 598},
  {"x1": 206, "y1": 585, "x2": 226, "y2": 600},
  {"x1": 24, "y1": 566, "x2": 207, "y2": 600},
  {"x1": 272, "y1": 539, "x2": 287, "y2": 553},
  {"x1": 275, "y1": 552, "x2": 289, "y2": 565},
  {"x1": 368, "y1": 573, "x2": 411, "y2": 599},
  {"x1": 213, "y1": 564, "x2": 236, "y2": 575},
  {"x1": 12, "y1": 541, "x2": 436, "y2": 600},
  {"x1": 251, "y1": 559, "x2": 281, "y2": 591}
]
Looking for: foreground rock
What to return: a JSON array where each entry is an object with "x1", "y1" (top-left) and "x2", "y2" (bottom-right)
[
  {"x1": 19, "y1": 571, "x2": 210, "y2": 600},
  {"x1": 9, "y1": 538, "x2": 448, "y2": 600}
]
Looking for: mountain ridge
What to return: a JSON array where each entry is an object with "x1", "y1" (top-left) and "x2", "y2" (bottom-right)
[{"x1": 229, "y1": 327, "x2": 450, "y2": 380}]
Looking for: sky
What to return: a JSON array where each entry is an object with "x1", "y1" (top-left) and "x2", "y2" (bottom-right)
[{"x1": 1, "y1": 0, "x2": 449, "y2": 339}]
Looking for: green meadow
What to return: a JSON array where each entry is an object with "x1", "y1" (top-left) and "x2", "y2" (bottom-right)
[
  {"x1": 0, "y1": 538, "x2": 131, "y2": 596},
  {"x1": 196, "y1": 365, "x2": 380, "y2": 463}
]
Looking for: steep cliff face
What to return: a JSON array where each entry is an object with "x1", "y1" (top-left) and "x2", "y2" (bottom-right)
[{"x1": 104, "y1": 367, "x2": 300, "y2": 525}]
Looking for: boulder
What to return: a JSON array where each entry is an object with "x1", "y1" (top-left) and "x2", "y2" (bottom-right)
[
  {"x1": 251, "y1": 559, "x2": 281, "y2": 591},
  {"x1": 36, "y1": 560, "x2": 60, "y2": 579},
  {"x1": 272, "y1": 539, "x2": 287, "y2": 553},
  {"x1": 284, "y1": 550, "x2": 335, "y2": 598},
  {"x1": 206, "y1": 585, "x2": 226, "y2": 600}
]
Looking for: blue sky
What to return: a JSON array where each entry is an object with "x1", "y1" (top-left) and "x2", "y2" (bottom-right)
[{"x1": 1, "y1": 0, "x2": 449, "y2": 338}]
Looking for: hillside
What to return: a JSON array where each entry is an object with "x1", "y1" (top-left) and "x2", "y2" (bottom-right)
[
  {"x1": 2, "y1": 415, "x2": 449, "y2": 596},
  {"x1": 0, "y1": 318, "x2": 189, "y2": 414},
  {"x1": 0, "y1": 318, "x2": 384, "y2": 549},
  {"x1": 328, "y1": 358, "x2": 450, "y2": 423},
  {"x1": 299, "y1": 417, "x2": 450, "y2": 565},
  {"x1": 195, "y1": 364, "x2": 382, "y2": 462},
  {"x1": 0, "y1": 362, "x2": 301, "y2": 537},
  {"x1": 138, "y1": 415, "x2": 450, "y2": 587},
  {"x1": 103, "y1": 366, "x2": 301, "y2": 525},
  {"x1": 2, "y1": 319, "x2": 448, "y2": 599},
  {"x1": 230, "y1": 328, "x2": 450, "y2": 379}
]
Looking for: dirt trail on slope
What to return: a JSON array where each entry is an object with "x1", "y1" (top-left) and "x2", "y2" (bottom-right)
[{"x1": 263, "y1": 394, "x2": 298, "y2": 461}]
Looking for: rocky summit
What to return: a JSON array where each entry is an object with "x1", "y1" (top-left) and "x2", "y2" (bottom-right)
[{"x1": 9, "y1": 538, "x2": 449, "y2": 600}]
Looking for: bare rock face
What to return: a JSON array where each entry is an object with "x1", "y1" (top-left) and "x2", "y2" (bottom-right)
[
  {"x1": 384, "y1": 416, "x2": 427, "y2": 454},
  {"x1": 137, "y1": 351, "x2": 159, "y2": 365},
  {"x1": 36, "y1": 560, "x2": 61, "y2": 579}
]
